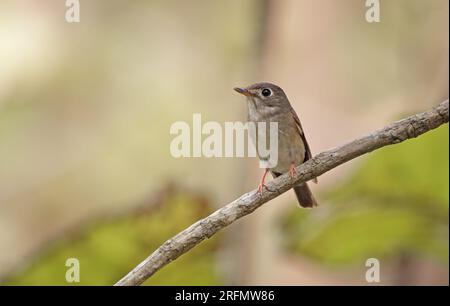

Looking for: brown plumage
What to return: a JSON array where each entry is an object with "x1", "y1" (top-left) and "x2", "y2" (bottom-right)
[{"x1": 234, "y1": 82, "x2": 318, "y2": 208}]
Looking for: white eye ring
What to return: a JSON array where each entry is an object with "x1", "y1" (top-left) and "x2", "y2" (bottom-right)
[{"x1": 261, "y1": 88, "x2": 272, "y2": 97}]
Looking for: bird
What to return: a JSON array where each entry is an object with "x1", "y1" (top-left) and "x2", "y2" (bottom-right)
[{"x1": 234, "y1": 82, "x2": 318, "y2": 208}]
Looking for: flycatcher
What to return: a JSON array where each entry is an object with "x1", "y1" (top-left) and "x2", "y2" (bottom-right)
[{"x1": 234, "y1": 82, "x2": 318, "y2": 208}]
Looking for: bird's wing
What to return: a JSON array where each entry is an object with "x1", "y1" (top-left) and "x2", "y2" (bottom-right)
[{"x1": 290, "y1": 107, "x2": 318, "y2": 183}]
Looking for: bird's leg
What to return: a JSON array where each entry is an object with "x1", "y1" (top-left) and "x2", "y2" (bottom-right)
[
  {"x1": 258, "y1": 168, "x2": 270, "y2": 194},
  {"x1": 289, "y1": 163, "x2": 297, "y2": 179}
]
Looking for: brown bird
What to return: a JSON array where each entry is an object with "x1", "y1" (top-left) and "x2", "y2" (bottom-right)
[{"x1": 234, "y1": 82, "x2": 318, "y2": 208}]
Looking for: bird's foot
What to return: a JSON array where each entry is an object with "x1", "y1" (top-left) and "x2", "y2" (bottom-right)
[
  {"x1": 258, "y1": 183, "x2": 267, "y2": 194},
  {"x1": 257, "y1": 168, "x2": 270, "y2": 195},
  {"x1": 289, "y1": 163, "x2": 297, "y2": 179}
]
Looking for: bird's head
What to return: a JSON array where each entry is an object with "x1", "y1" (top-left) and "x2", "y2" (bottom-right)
[{"x1": 234, "y1": 82, "x2": 290, "y2": 109}]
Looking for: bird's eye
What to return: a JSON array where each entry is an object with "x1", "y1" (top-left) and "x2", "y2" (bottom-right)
[{"x1": 261, "y1": 88, "x2": 272, "y2": 97}]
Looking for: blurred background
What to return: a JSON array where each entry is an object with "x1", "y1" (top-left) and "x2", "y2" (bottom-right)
[{"x1": 0, "y1": 0, "x2": 448, "y2": 285}]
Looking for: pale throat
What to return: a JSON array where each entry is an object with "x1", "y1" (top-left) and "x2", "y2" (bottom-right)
[{"x1": 246, "y1": 97, "x2": 281, "y2": 121}]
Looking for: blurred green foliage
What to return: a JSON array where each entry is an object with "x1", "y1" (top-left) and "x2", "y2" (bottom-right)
[
  {"x1": 281, "y1": 125, "x2": 449, "y2": 265},
  {"x1": 6, "y1": 190, "x2": 222, "y2": 286}
]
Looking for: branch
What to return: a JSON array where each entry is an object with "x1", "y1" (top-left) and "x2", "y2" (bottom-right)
[{"x1": 115, "y1": 100, "x2": 449, "y2": 286}]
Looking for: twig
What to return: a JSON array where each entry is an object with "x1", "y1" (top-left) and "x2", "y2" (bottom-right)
[{"x1": 115, "y1": 100, "x2": 449, "y2": 286}]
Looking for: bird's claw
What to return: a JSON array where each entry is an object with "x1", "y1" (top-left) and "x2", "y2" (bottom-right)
[
  {"x1": 258, "y1": 183, "x2": 267, "y2": 195},
  {"x1": 289, "y1": 164, "x2": 297, "y2": 178}
]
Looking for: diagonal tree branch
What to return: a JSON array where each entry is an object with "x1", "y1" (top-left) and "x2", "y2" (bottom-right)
[{"x1": 115, "y1": 100, "x2": 449, "y2": 286}]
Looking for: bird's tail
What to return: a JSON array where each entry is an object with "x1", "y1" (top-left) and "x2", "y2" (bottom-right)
[{"x1": 293, "y1": 183, "x2": 318, "y2": 208}]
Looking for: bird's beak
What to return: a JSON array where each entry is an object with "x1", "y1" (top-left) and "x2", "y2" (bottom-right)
[{"x1": 234, "y1": 87, "x2": 252, "y2": 97}]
